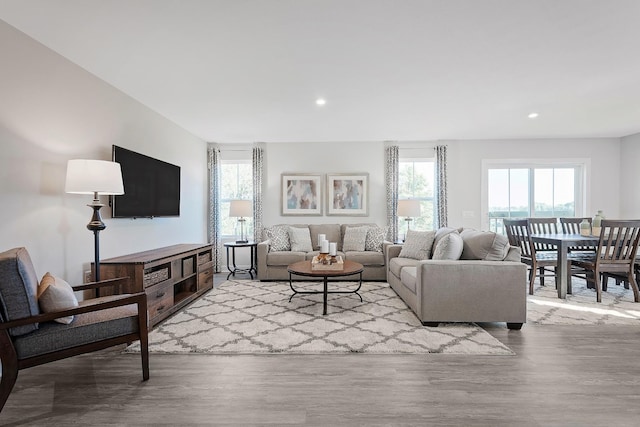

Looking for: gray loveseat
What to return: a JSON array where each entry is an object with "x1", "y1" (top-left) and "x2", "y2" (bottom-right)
[
  {"x1": 257, "y1": 223, "x2": 390, "y2": 281},
  {"x1": 386, "y1": 227, "x2": 527, "y2": 329}
]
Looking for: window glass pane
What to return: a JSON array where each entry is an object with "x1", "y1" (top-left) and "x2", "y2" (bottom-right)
[
  {"x1": 509, "y1": 169, "x2": 529, "y2": 217},
  {"x1": 534, "y1": 168, "x2": 553, "y2": 217},
  {"x1": 221, "y1": 162, "x2": 253, "y2": 237},
  {"x1": 398, "y1": 160, "x2": 434, "y2": 232},
  {"x1": 553, "y1": 168, "x2": 575, "y2": 217}
]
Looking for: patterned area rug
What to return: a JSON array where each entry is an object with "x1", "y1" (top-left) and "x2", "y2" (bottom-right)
[
  {"x1": 127, "y1": 280, "x2": 513, "y2": 355},
  {"x1": 528, "y1": 277, "x2": 640, "y2": 325}
]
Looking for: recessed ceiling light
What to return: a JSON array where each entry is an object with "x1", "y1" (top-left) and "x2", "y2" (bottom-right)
[
  {"x1": 528, "y1": 112, "x2": 539, "y2": 119},
  {"x1": 316, "y1": 98, "x2": 326, "y2": 106}
]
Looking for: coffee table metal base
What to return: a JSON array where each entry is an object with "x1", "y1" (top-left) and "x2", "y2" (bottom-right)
[{"x1": 288, "y1": 272, "x2": 363, "y2": 315}]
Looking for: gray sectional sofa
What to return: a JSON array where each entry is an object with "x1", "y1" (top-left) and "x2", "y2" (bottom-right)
[
  {"x1": 385, "y1": 227, "x2": 527, "y2": 329},
  {"x1": 257, "y1": 223, "x2": 390, "y2": 281}
]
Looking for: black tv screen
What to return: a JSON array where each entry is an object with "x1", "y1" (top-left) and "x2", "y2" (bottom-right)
[{"x1": 111, "y1": 145, "x2": 181, "y2": 218}]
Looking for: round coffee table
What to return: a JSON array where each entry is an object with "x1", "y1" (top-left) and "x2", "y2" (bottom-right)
[{"x1": 287, "y1": 260, "x2": 364, "y2": 315}]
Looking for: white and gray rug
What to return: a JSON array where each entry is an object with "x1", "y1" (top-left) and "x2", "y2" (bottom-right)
[
  {"x1": 127, "y1": 280, "x2": 513, "y2": 355},
  {"x1": 528, "y1": 278, "x2": 640, "y2": 325}
]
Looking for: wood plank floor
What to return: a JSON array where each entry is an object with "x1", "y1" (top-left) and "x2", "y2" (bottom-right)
[{"x1": 2, "y1": 276, "x2": 640, "y2": 425}]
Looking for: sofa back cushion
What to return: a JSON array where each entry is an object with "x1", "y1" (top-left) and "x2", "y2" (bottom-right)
[
  {"x1": 459, "y1": 229, "x2": 510, "y2": 261},
  {"x1": 309, "y1": 224, "x2": 341, "y2": 251},
  {"x1": 399, "y1": 230, "x2": 436, "y2": 260},
  {"x1": 0, "y1": 247, "x2": 40, "y2": 336}
]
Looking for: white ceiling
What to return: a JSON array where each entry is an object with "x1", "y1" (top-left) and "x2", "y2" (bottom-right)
[{"x1": 1, "y1": 0, "x2": 640, "y2": 143}]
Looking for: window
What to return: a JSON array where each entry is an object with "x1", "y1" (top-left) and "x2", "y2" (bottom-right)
[
  {"x1": 486, "y1": 163, "x2": 584, "y2": 234},
  {"x1": 221, "y1": 161, "x2": 253, "y2": 237},
  {"x1": 399, "y1": 159, "x2": 435, "y2": 233}
]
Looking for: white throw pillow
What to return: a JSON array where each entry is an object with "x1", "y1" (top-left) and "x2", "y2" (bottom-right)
[
  {"x1": 288, "y1": 226, "x2": 313, "y2": 252},
  {"x1": 343, "y1": 226, "x2": 369, "y2": 251},
  {"x1": 38, "y1": 272, "x2": 79, "y2": 324},
  {"x1": 399, "y1": 229, "x2": 437, "y2": 260},
  {"x1": 432, "y1": 232, "x2": 464, "y2": 260}
]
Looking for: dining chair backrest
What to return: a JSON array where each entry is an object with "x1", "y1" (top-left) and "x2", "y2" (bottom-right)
[
  {"x1": 559, "y1": 217, "x2": 592, "y2": 234},
  {"x1": 528, "y1": 218, "x2": 558, "y2": 251},
  {"x1": 503, "y1": 219, "x2": 533, "y2": 258},
  {"x1": 595, "y1": 220, "x2": 640, "y2": 271}
]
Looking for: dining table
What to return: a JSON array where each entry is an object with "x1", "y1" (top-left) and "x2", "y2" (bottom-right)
[{"x1": 529, "y1": 233, "x2": 600, "y2": 298}]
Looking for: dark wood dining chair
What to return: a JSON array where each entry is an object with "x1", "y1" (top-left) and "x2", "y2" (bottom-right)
[
  {"x1": 559, "y1": 217, "x2": 592, "y2": 234},
  {"x1": 0, "y1": 247, "x2": 150, "y2": 411},
  {"x1": 504, "y1": 219, "x2": 559, "y2": 295},
  {"x1": 570, "y1": 220, "x2": 640, "y2": 303}
]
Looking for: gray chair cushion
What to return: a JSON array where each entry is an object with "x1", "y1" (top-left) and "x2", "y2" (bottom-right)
[
  {"x1": 0, "y1": 247, "x2": 40, "y2": 336},
  {"x1": 13, "y1": 297, "x2": 139, "y2": 359}
]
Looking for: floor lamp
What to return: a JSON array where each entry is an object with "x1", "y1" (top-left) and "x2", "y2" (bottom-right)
[
  {"x1": 229, "y1": 200, "x2": 252, "y2": 243},
  {"x1": 65, "y1": 159, "x2": 124, "y2": 285},
  {"x1": 398, "y1": 199, "x2": 421, "y2": 241}
]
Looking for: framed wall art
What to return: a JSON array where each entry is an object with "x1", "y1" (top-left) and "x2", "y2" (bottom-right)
[
  {"x1": 281, "y1": 173, "x2": 323, "y2": 216},
  {"x1": 326, "y1": 173, "x2": 369, "y2": 216}
]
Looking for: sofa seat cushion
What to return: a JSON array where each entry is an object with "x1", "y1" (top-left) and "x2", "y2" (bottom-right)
[
  {"x1": 344, "y1": 251, "x2": 385, "y2": 266},
  {"x1": 266, "y1": 251, "x2": 306, "y2": 266},
  {"x1": 14, "y1": 297, "x2": 139, "y2": 359},
  {"x1": 460, "y1": 229, "x2": 510, "y2": 261},
  {"x1": 389, "y1": 257, "x2": 420, "y2": 278},
  {"x1": 400, "y1": 266, "x2": 417, "y2": 294}
]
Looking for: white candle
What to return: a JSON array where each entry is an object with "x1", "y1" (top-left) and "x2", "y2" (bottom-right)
[
  {"x1": 329, "y1": 242, "x2": 337, "y2": 256},
  {"x1": 318, "y1": 234, "x2": 326, "y2": 248},
  {"x1": 321, "y1": 240, "x2": 329, "y2": 253}
]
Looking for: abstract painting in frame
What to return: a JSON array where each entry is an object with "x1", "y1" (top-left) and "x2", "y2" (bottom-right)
[
  {"x1": 281, "y1": 174, "x2": 323, "y2": 216},
  {"x1": 326, "y1": 173, "x2": 368, "y2": 216}
]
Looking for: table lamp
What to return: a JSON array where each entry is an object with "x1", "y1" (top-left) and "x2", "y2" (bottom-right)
[
  {"x1": 398, "y1": 199, "x2": 421, "y2": 240},
  {"x1": 65, "y1": 159, "x2": 124, "y2": 282},
  {"x1": 229, "y1": 200, "x2": 252, "y2": 243}
]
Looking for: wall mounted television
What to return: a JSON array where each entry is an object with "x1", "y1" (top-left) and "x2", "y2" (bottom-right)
[{"x1": 111, "y1": 145, "x2": 181, "y2": 218}]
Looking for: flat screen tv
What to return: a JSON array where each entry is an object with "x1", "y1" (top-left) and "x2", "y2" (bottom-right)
[{"x1": 111, "y1": 145, "x2": 181, "y2": 218}]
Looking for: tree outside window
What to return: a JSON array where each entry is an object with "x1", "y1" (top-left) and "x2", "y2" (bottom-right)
[
  {"x1": 221, "y1": 161, "x2": 253, "y2": 237},
  {"x1": 398, "y1": 160, "x2": 435, "y2": 234}
]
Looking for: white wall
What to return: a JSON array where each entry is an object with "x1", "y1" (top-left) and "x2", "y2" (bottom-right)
[
  {"x1": 447, "y1": 138, "x2": 621, "y2": 229},
  {"x1": 263, "y1": 141, "x2": 386, "y2": 227},
  {"x1": 0, "y1": 21, "x2": 208, "y2": 284},
  {"x1": 620, "y1": 132, "x2": 640, "y2": 218}
]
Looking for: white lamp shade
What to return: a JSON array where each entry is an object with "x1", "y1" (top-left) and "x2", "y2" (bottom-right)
[
  {"x1": 65, "y1": 159, "x2": 124, "y2": 195},
  {"x1": 398, "y1": 199, "x2": 421, "y2": 217},
  {"x1": 229, "y1": 199, "x2": 252, "y2": 217}
]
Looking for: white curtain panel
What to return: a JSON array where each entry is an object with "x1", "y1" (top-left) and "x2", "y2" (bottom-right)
[
  {"x1": 207, "y1": 144, "x2": 222, "y2": 272},
  {"x1": 435, "y1": 145, "x2": 448, "y2": 228},
  {"x1": 252, "y1": 144, "x2": 264, "y2": 243},
  {"x1": 385, "y1": 145, "x2": 400, "y2": 242}
]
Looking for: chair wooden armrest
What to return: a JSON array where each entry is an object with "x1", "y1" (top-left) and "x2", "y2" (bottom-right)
[{"x1": 0, "y1": 292, "x2": 147, "y2": 330}]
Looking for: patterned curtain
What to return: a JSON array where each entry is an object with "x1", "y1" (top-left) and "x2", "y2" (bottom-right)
[
  {"x1": 207, "y1": 144, "x2": 222, "y2": 272},
  {"x1": 435, "y1": 145, "x2": 448, "y2": 228},
  {"x1": 385, "y1": 145, "x2": 400, "y2": 242},
  {"x1": 252, "y1": 143, "x2": 264, "y2": 243}
]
